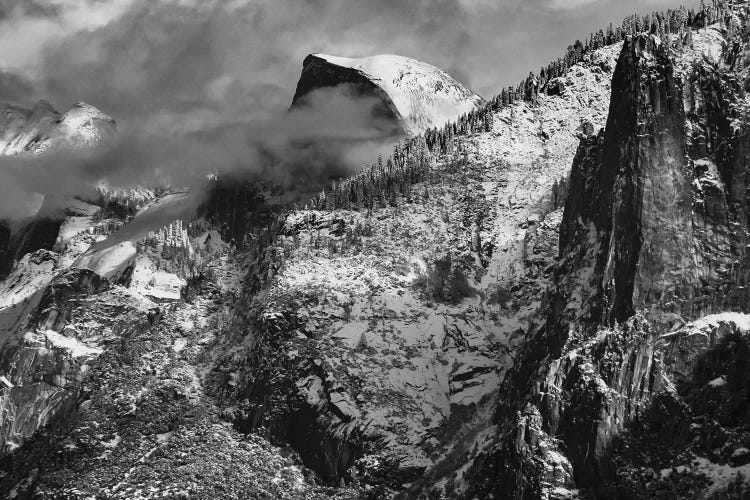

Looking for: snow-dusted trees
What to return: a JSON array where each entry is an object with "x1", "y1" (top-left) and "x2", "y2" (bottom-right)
[
  {"x1": 309, "y1": 1, "x2": 742, "y2": 216},
  {"x1": 308, "y1": 137, "x2": 432, "y2": 211},
  {"x1": 418, "y1": 0, "x2": 741, "y2": 162},
  {"x1": 412, "y1": 254, "x2": 474, "y2": 304},
  {"x1": 479, "y1": 0, "x2": 735, "y2": 115}
]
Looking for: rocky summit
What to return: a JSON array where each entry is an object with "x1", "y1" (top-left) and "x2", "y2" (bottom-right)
[
  {"x1": 2, "y1": 1, "x2": 750, "y2": 499},
  {"x1": 292, "y1": 53, "x2": 485, "y2": 136}
]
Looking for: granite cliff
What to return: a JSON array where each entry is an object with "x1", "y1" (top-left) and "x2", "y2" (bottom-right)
[
  {"x1": 467, "y1": 12, "x2": 750, "y2": 499},
  {"x1": 292, "y1": 53, "x2": 484, "y2": 136}
]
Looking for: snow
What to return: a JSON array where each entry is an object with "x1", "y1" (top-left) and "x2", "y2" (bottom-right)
[
  {"x1": 129, "y1": 254, "x2": 186, "y2": 302},
  {"x1": 662, "y1": 312, "x2": 750, "y2": 351},
  {"x1": 173, "y1": 337, "x2": 187, "y2": 353},
  {"x1": 155, "y1": 431, "x2": 174, "y2": 444},
  {"x1": 54, "y1": 102, "x2": 116, "y2": 147},
  {"x1": 0, "y1": 100, "x2": 114, "y2": 155},
  {"x1": 74, "y1": 241, "x2": 137, "y2": 280},
  {"x1": 102, "y1": 434, "x2": 122, "y2": 448},
  {"x1": 690, "y1": 312, "x2": 750, "y2": 332},
  {"x1": 0, "y1": 251, "x2": 58, "y2": 309},
  {"x1": 315, "y1": 53, "x2": 483, "y2": 134},
  {"x1": 332, "y1": 322, "x2": 368, "y2": 347},
  {"x1": 54, "y1": 198, "x2": 101, "y2": 251},
  {"x1": 550, "y1": 487, "x2": 581, "y2": 498},
  {"x1": 0, "y1": 28, "x2": 692, "y2": 496},
  {"x1": 42, "y1": 330, "x2": 103, "y2": 358},
  {"x1": 296, "y1": 376, "x2": 325, "y2": 407}
]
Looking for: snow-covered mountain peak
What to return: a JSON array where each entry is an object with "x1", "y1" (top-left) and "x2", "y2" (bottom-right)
[
  {"x1": 293, "y1": 52, "x2": 484, "y2": 135},
  {"x1": 54, "y1": 101, "x2": 116, "y2": 148},
  {"x1": 0, "y1": 100, "x2": 115, "y2": 155}
]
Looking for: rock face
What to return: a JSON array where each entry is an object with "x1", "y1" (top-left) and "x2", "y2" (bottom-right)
[
  {"x1": 1, "y1": 201, "x2": 66, "y2": 280},
  {"x1": 467, "y1": 23, "x2": 750, "y2": 499},
  {"x1": 0, "y1": 269, "x2": 109, "y2": 454},
  {"x1": 291, "y1": 53, "x2": 484, "y2": 135}
]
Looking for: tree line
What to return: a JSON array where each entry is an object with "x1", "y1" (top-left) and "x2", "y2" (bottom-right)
[
  {"x1": 307, "y1": 138, "x2": 432, "y2": 211},
  {"x1": 310, "y1": 0, "x2": 741, "y2": 213}
]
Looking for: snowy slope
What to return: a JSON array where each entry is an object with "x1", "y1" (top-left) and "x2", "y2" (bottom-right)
[{"x1": 297, "y1": 53, "x2": 484, "y2": 135}]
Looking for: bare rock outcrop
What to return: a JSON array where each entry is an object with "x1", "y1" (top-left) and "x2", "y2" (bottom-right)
[{"x1": 291, "y1": 53, "x2": 484, "y2": 135}]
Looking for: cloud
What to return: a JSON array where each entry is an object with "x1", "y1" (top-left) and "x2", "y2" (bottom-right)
[
  {"x1": 0, "y1": 0, "x2": 62, "y2": 20},
  {"x1": 0, "y1": 70, "x2": 34, "y2": 105},
  {"x1": 0, "y1": 83, "x2": 401, "y2": 218},
  {"x1": 0, "y1": 0, "x2": 702, "y2": 220},
  {"x1": 547, "y1": 0, "x2": 601, "y2": 10},
  {"x1": 0, "y1": 0, "x2": 135, "y2": 73}
]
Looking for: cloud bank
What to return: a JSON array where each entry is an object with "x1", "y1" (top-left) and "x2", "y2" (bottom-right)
[{"x1": 0, "y1": 0, "x2": 700, "y2": 219}]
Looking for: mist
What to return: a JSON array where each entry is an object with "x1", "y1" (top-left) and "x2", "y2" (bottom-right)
[
  {"x1": 0, "y1": 83, "x2": 402, "y2": 218},
  {"x1": 0, "y1": 0, "x2": 700, "y2": 220}
]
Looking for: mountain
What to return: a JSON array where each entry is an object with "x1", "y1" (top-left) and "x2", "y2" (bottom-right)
[
  {"x1": 0, "y1": 100, "x2": 120, "y2": 278},
  {"x1": 2, "y1": 2, "x2": 750, "y2": 499},
  {"x1": 0, "y1": 100, "x2": 115, "y2": 155},
  {"x1": 292, "y1": 53, "x2": 484, "y2": 135},
  {"x1": 465, "y1": 13, "x2": 750, "y2": 500},
  {"x1": 0, "y1": 34, "x2": 621, "y2": 498},
  {"x1": 227, "y1": 41, "x2": 620, "y2": 491}
]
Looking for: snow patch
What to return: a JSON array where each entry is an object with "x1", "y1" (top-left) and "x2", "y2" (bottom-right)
[
  {"x1": 42, "y1": 330, "x2": 103, "y2": 358},
  {"x1": 314, "y1": 53, "x2": 483, "y2": 134},
  {"x1": 74, "y1": 241, "x2": 136, "y2": 280}
]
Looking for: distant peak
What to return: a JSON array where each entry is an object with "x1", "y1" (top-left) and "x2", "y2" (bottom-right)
[
  {"x1": 71, "y1": 101, "x2": 100, "y2": 110},
  {"x1": 60, "y1": 102, "x2": 116, "y2": 128}
]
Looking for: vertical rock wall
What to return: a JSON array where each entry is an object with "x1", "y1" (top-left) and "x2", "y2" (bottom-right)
[{"x1": 469, "y1": 30, "x2": 750, "y2": 498}]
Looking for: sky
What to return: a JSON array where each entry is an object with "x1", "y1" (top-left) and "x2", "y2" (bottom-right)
[{"x1": 0, "y1": 0, "x2": 699, "y2": 217}]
